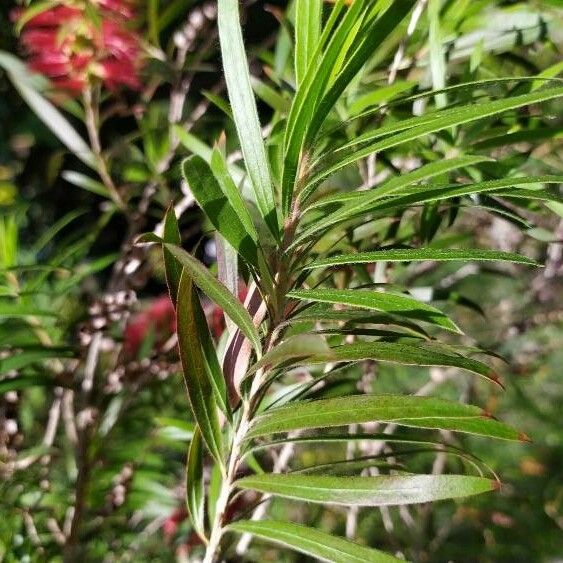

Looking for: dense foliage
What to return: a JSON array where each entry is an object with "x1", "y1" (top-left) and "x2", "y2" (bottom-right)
[{"x1": 1, "y1": 1, "x2": 562, "y2": 561}]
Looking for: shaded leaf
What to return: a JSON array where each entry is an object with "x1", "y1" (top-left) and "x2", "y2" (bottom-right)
[
  {"x1": 186, "y1": 426, "x2": 207, "y2": 542},
  {"x1": 227, "y1": 520, "x2": 401, "y2": 562},
  {"x1": 164, "y1": 244, "x2": 261, "y2": 355},
  {"x1": 288, "y1": 288, "x2": 461, "y2": 333},
  {"x1": 176, "y1": 270, "x2": 224, "y2": 466},
  {"x1": 182, "y1": 155, "x2": 260, "y2": 268}
]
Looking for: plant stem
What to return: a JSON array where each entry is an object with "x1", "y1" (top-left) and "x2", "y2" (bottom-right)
[
  {"x1": 83, "y1": 87, "x2": 126, "y2": 210},
  {"x1": 203, "y1": 407, "x2": 250, "y2": 563}
]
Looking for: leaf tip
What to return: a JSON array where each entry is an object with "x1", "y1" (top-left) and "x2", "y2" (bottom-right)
[
  {"x1": 491, "y1": 479, "x2": 502, "y2": 492},
  {"x1": 519, "y1": 431, "x2": 532, "y2": 444},
  {"x1": 490, "y1": 372, "x2": 506, "y2": 390}
]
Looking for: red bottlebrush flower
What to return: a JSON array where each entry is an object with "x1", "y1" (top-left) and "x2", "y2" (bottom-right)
[
  {"x1": 123, "y1": 296, "x2": 176, "y2": 358},
  {"x1": 15, "y1": 1, "x2": 143, "y2": 95}
]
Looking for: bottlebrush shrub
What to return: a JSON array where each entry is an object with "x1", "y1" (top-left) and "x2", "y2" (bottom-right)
[
  {"x1": 14, "y1": 0, "x2": 143, "y2": 93},
  {"x1": 141, "y1": 1, "x2": 563, "y2": 561}
]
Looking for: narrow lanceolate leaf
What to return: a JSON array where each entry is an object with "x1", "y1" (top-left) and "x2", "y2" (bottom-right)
[
  {"x1": 246, "y1": 394, "x2": 523, "y2": 441},
  {"x1": 182, "y1": 155, "x2": 260, "y2": 269},
  {"x1": 306, "y1": 1, "x2": 416, "y2": 147},
  {"x1": 162, "y1": 207, "x2": 182, "y2": 305},
  {"x1": 295, "y1": 0, "x2": 322, "y2": 86},
  {"x1": 193, "y1": 285, "x2": 231, "y2": 420},
  {"x1": 304, "y1": 248, "x2": 538, "y2": 270},
  {"x1": 288, "y1": 288, "x2": 461, "y2": 333},
  {"x1": 282, "y1": 0, "x2": 367, "y2": 214},
  {"x1": 245, "y1": 334, "x2": 331, "y2": 378},
  {"x1": 186, "y1": 426, "x2": 206, "y2": 542},
  {"x1": 210, "y1": 148, "x2": 258, "y2": 240},
  {"x1": 227, "y1": 520, "x2": 401, "y2": 563},
  {"x1": 176, "y1": 270, "x2": 224, "y2": 466},
  {"x1": 0, "y1": 347, "x2": 74, "y2": 375},
  {"x1": 294, "y1": 176, "x2": 563, "y2": 247},
  {"x1": 309, "y1": 341, "x2": 502, "y2": 387},
  {"x1": 164, "y1": 244, "x2": 261, "y2": 355},
  {"x1": 304, "y1": 155, "x2": 494, "y2": 209},
  {"x1": 4, "y1": 73, "x2": 96, "y2": 168},
  {"x1": 217, "y1": 0, "x2": 278, "y2": 237},
  {"x1": 235, "y1": 473, "x2": 497, "y2": 506},
  {"x1": 310, "y1": 86, "x2": 563, "y2": 186}
]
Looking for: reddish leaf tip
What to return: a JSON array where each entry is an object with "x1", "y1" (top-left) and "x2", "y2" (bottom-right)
[
  {"x1": 519, "y1": 432, "x2": 532, "y2": 443},
  {"x1": 490, "y1": 372, "x2": 506, "y2": 390},
  {"x1": 491, "y1": 479, "x2": 502, "y2": 492}
]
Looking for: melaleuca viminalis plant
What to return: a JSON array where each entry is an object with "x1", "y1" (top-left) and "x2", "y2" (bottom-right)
[{"x1": 139, "y1": 1, "x2": 563, "y2": 561}]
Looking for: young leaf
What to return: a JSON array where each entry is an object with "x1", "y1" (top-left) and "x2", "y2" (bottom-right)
[
  {"x1": 235, "y1": 473, "x2": 497, "y2": 506},
  {"x1": 227, "y1": 520, "x2": 402, "y2": 563},
  {"x1": 176, "y1": 270, "x2": 224, "y2": 466},
  {"x1": 182, "y1": 155, "x2": 260, "y2": 268},
  {"x1": 303, "y1": 248, "x2": 538, "y2": 269},
  {"x1": 246, "y1": 394, "x2": 523, "y2": 441},
  {"x1": 282, "y1": 0, "x2": 367, "y2": 214},
  {"x1": 186, "y1": 426, "x2": 207, "y2": 543},
  {"x1": 217, "y1": 0, "x2": 278, "y2": 237},
  {"x1": 294, "y1": 0, "x2": 322, "y2": 87},
  {"x1": 306, "y1": 1, "x2": 416, "y2": 147},
  {"x1": 288, "y1": 288, "x2": 461, "y2": 333},
  {"x1": 164, "y1": 244, "x2": 262, "y2": 355}
]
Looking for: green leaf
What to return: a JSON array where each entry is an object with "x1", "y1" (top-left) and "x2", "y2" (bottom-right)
[
  {"x1": 0, "y1": 347, "x2": 74, "y2": 375},
  {"x1": 217, "y1": 0, "x2": 278, "y2": 237},
  {"x1": 209, "y1": 149, "x2": 258, "y2": 241},
  {"x1": 304, "y1": 248, "x2": 538, "y2": 269},
  {"x1": 246, "y1": 394, "x2": 523, "y2": 441},
  {"x1": 162, "y1": 207, "x2": 182, "y2": 305},
  {"x1": 295, "y1": 176, "x2": 563, "y2": 246},
  {"x1": 312, "y1": 87, "x2": 563, "y2": 186},
  {"x1": 0, "y1": 375, "x2": 65, "y2": 393},
  {"x1": 61, "y1": 171, "x2": 110, "y2": 198},
  {"x1": 305, "y1": 155, "x2": 494, "y2": 209},
  {"x1": 227, "y1": 520, "x2": 401, "y2": 562},
  {"x1": 307, "y1": 341, "x2": 502, "y2": 387},
  {"x1": 235, "y1": 473, "x2": 497, "y2": 506},
  {"x1": 306, "y1": 1, "x2": 416, "y2": 149},
  {"x1": 0, "y1": 53, "x2": 96, "y2": 168},
  {"x1": 182, "y1": 155, "x2": 260, "y2": 268},
  {"x1": 282, "y1": 0, "x2": 366, "y2": 214},
  {"x1": 176, "y1": 270, "x2": 224, "y2": 466},
  {"x1": 186, "y1": 426, "x2": 207, "y2": 543},
  {"x1": 245, "y1": 334, "x2": 331, "y2": 378},
  {"x1": 288, "y1": 288, "x2": 461, "y2": 333},
  {"x1": 349, "y1": 80, "x2": 416, "y2": 116},
  {"x1": 294, "y1": 0, "x2": 323, "y2": 87},
  {"x1": 0, "y1": 302, "x2": 57, "y2": 318},
  {"x1": 164, "y1": 244, "x2": 261, "y2": 355},
  {"x1": 193, "y1": 286, "x2": 231, "y2": 420}
]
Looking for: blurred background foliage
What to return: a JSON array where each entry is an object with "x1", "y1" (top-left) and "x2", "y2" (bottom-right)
[{"x1": 0, "y1": 0, "x2": 562, "y2": 561}]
